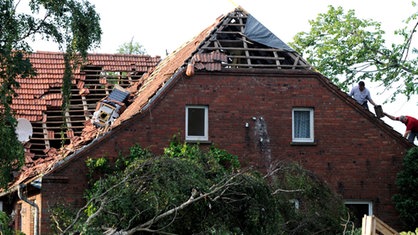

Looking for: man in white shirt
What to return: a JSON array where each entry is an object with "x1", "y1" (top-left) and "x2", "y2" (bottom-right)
[{"x1": 349, "y1": 81, "x2": 377, "y2": 110}]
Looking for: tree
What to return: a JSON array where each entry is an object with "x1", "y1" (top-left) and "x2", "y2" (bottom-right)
[
  {"x1": 289, "y1": 4, "x2": 418, "y2": 101},
  {"x1": 267, "y1": 161, "x2": 350, "y2": 234},
  {"x1": 393, "y1": 147, "x2": 418, "y2": 231},
  {"x1": 0, "y1": 0, "x2": 101, "y2": 188},
  {"x1": 0, "y1": 211, "x2": 24, "y2": 235},
  {"x1": 117, "y1": 37, "x2": 147, "y2": 55},
  {"x1": 51, "y1": 142, "x2": 349, "y2": 234}
]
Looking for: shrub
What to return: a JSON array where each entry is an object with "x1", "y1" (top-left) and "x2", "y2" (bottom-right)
[{"x1": 393, "y1": 147, "x2": 418, "y2": 230}]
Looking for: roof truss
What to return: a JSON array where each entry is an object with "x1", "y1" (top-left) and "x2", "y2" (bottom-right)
[{"x1": 195, "y1": 9, "x2": 311, "y2": 70}]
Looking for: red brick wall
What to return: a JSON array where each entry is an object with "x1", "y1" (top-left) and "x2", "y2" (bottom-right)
[
  {"x1": 15, "y1": 193, "x2": 41, "y2": 235},
  {"x1": 42, "y1": 70, "x2": 408, "y2": 232},
  {"x1": 39, "y1": 156, "x2": 89, "y2": 234}
]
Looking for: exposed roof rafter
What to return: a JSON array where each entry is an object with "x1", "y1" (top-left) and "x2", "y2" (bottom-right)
[{"x1": 192, "y1": 8, "x2": 311, "y2": 70}]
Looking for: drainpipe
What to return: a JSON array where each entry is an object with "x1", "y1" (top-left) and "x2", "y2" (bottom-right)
[{"x1": 18, "y1": 184, "x2": 39, "y2": 235}]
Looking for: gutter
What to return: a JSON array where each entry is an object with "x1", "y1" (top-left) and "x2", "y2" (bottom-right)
[
  {"x1": 18, "y1": 184, "x2": 39, "y2": 235},
  {"x1": 0, "y1": 175, "x2": 43, "y2": 198}
]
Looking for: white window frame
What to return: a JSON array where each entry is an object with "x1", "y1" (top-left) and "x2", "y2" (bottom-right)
[
  {"x1": 185, "y1": 105, "x2": 208, "y2": 141},
  {"x1": 292, "y1": 108, "x2": 314, "y2": 142},
  {"x1": 344, "y1": 200, "x2": 373, "y2": 215}
]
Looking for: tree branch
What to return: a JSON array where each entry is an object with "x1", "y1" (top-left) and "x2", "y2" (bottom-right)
[
  {"x1": 107, "y1": 172, "x2": 244, "y2": 235},
  {"x1": 60, "y1": 163, "x2": 147, "y2": 234}
]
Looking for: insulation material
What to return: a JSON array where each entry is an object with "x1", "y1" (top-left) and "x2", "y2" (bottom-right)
[{"x1": 92, "y1": 85, "x2": 130, "y2": 127}]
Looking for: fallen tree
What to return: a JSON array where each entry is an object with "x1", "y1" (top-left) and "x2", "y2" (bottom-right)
[{"x1": 50, "y1": 142, "x2": 349, "y2": 234}]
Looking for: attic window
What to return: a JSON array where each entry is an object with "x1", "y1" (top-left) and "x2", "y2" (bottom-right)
[
  {"x1": 292, "y1": 108, "x2": 314, "y2": 143},
  {"x1": 185, "y1": 105, "x2": 208, "y2": 142}
]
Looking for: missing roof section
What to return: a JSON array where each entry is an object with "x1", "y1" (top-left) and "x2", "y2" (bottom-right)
[
  {"x1": 194, "y1": 8, "x2": 311, "y2": 70},
  {"x1": 12, "y1": 52, "x2": 160, "y2": 160}
]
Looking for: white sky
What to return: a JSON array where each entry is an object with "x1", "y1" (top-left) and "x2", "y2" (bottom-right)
[{"x1": 31, "y1": 0, "x2": 418, "y2": 136}]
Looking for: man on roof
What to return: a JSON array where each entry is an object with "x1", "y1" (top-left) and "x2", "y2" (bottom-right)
[
  {"x1": 384, "y1": 112, "x2": 418, "y2": 143},
  {"x1": 349, "y1": 81, "x2": 378, "y2": 110}
]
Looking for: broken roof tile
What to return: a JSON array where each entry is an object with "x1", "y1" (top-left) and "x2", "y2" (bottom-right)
[
  {"x1": 4, "y1": 8, "x2": 315, "y2": 190},
  {"x1": 10, "y1": 51, "x2": 160, "y2": 161}
]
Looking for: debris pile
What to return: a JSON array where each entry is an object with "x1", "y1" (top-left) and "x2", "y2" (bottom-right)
[{"x1": 92, "y1": 85, "x2": 130, "y2": 128}]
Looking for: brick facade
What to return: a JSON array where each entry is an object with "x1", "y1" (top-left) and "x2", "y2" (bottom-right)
[
  {"x1": 37, "y1": 69, "x2": 410, "y2": 233},
  {"x1": 3, "y1": 8, "x2": 411, "y2": 233}
]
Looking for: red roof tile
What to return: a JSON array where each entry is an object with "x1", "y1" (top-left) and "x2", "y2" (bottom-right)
[
  {"x1": 14, "y1": 52, "x2": 160, "y2": 122},
  {"x1": 2, "y1": 7, "x2": 410, "y2": 195},
  {"x1": 7, "y1": 51, "x2": 160, "y2": 162}
]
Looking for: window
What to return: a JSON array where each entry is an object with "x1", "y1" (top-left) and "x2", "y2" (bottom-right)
[
  {"x1": 345, "y1": 200, "x2": 373, "y2": 227},
  {"x1": 186, "y1": 106, "x2": 208, "y2": 141},
  {"x1": 292, "y1": 108, "x2": 314, "y2": 142}
]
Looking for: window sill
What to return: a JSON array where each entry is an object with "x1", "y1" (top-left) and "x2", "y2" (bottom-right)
[
  {"x1": 290, "y1": 141, "x2": 317, "y2": 146},
  {"x1": 185, "y1": 140, "x2": 212, "y2": 144}
]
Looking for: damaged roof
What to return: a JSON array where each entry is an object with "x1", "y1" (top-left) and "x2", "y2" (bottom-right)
[
  {"x1": 8, "y1": 52, "x2": 160, "y2": 182},
  {"x1": 114, "y1": 8, "x2": 312, "y2": 124},
  {"x1": 2, "y1": 8, "x2": 408, "y2": 192}
]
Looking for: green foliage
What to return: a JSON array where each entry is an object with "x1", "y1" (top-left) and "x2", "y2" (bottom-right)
[
  {"x1": 400, "y1": 228, "x2": 418, "y2": 235},
  {"x1": 269, "y1": 162, "x2": 349, "y2": 234},
  {"x1": 86, "y1": 156, "x2": 111, "y2": 180},
  {"x1": 117, "y1": 37, "x2": 147, "y2": 55},
  {"x1": 87, "y1": 144, "x2": 153, "y2": 172},
  {"x1": 86, "y1": 144, "x2": 154, "y2": 182},
  {"x1": 340, "y1": 228, "x2": 362, "y2": 235},
  {"x1": 0, "y1": 211, "x2": 25, "y2": 235},
  {"x1": 0, "y1": 211, "x2": 12, "y2": 235},
  {"x1": 290, "y1": 5, "x2": 385, "y2": 90},
  {"x1": 290, "y1": 4, "x2": 418, "y2": 101},
  {"x1": 0, "y1": 46, "x2": 32, "y2": 190},
  {"x1": 115, "y1": 143, "x2": 154, "y2": 169},
  {"x1": 209, "y1": 145, "x2": 241, "y2": 171},
  {"x1": 164, "y1": 137, "x2": 240, "y2": 173},
  {"x1": 49, "y1": 203, "x2": 77, "y2": 234},
  {"x1": 82, "y1": 157, "x2": 276, "y2": 234},
  {"x1": 54, "y1": 143, "x2": 348, "y2": 234},
  {"x1": 393, "y1": 147, "x2": 418, "y2": 230},
  {"x1": 0, "y1": 117, "x2": 24, "y2": 189},
  {"x1": 56, "y1": 143, "x2": 277, "y2": 234},
  {"x1": 213, "y1": 173, "x2": 279, "y2": 235}
]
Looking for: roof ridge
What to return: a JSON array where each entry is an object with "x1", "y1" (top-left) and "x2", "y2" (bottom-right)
[
  {"x1": 33, "y1": 50, "x2": 161, "y2": 58},
  {"x1": 2, "y1": 7, "x2": 317, "y2": 191}
]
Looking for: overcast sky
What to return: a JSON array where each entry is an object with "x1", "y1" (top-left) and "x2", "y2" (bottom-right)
[
  {"x1": 80, "y1": 0, "x2": 415, "y2": 56},
  {"x1": 30, "y1": 0, "x2": 418, "y2": 135}
]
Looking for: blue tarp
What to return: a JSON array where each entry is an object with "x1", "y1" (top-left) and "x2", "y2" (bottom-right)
[{"x1": 244, "y1": 14, "x2": 294, "y2": 52}]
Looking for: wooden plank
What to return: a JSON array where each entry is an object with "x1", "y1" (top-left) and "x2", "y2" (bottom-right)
[
  {"x1": 223, "y1": 63, "x2": 310, "y2": 68},
  {"x1": 362, "y1": 215, "x2": 367, "y2": 235},
  {"x1": 202, "y1": 46, "x2": 291, "y2": 52},
  {"x1": 81, "y1": 96, "x2": 90, "y2": 120},
  {"x1": 362, "y1": 215, "x2": 399, "y2": 235},
  {"x1": 228, "y1": 55, "x2": 285, "y2": 60},
  {"x1": 375, "y1": 216, "x2": 399, "y2": 235}
]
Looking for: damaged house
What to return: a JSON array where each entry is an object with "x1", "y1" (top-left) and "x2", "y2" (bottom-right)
[
  {"x1": 0, "y1": 52, "x2": 160, "y2": 234},
  {"x1": 0, "y1": 8, "x2": 412, "y2": 234}
]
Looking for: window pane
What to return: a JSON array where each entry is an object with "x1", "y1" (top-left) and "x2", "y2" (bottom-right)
[
  {"x1": 294, "y1": 111, "x2": 311, "y2": 138},
  {"x1": 188, "y1": 108, "x2": 205, "y2": 136}
]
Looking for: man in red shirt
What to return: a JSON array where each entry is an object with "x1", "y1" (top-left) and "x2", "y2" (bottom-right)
[{"x1": 384, "y1": 112, "x2": 418, "y2": 143}]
